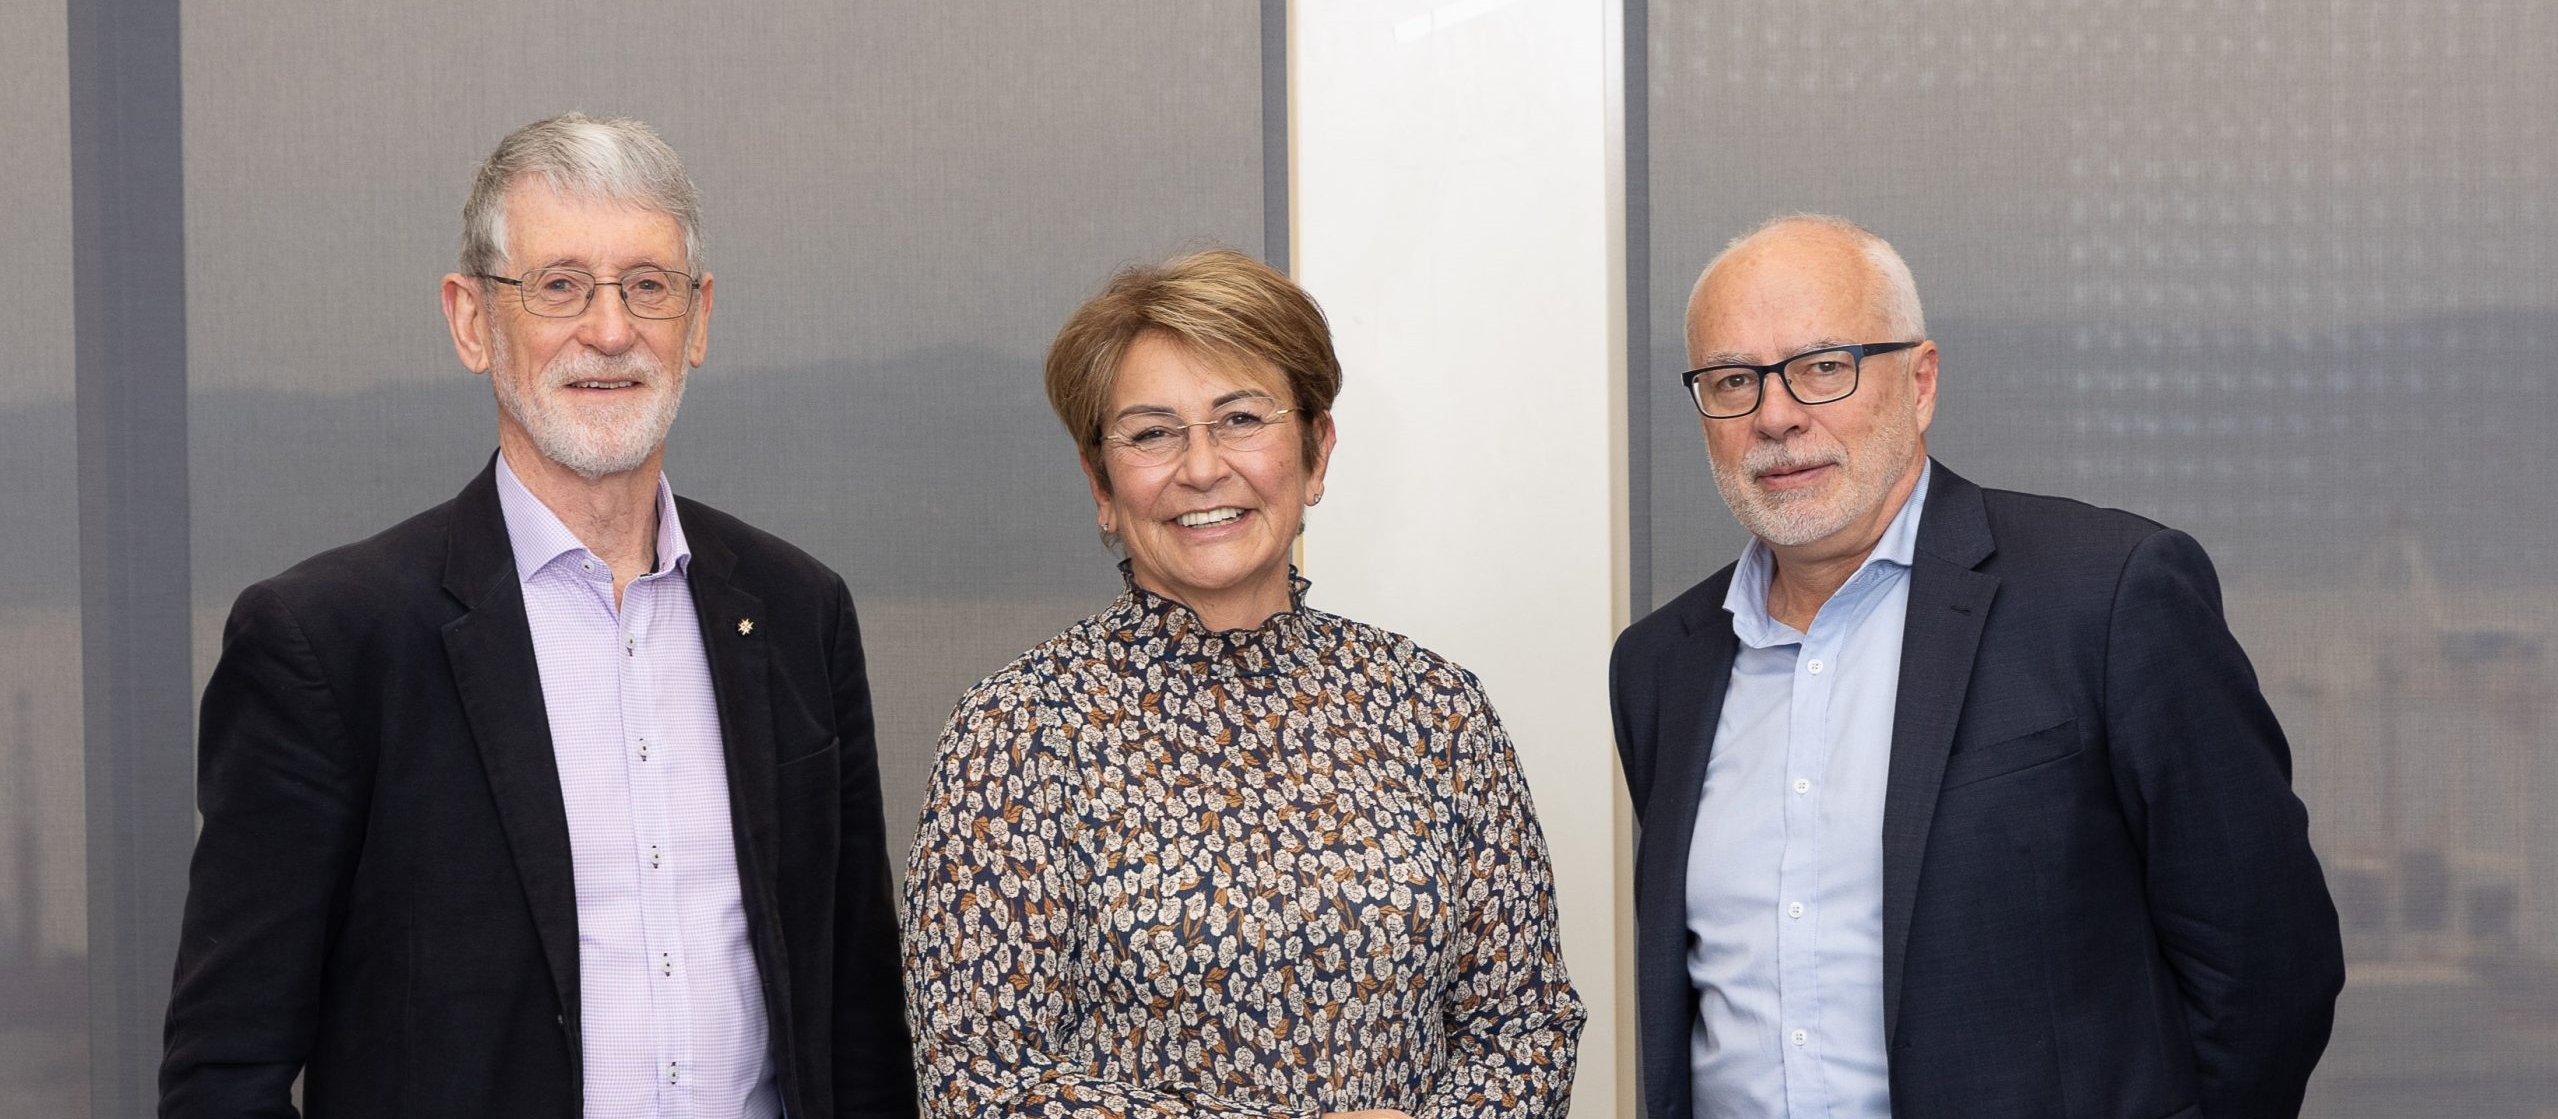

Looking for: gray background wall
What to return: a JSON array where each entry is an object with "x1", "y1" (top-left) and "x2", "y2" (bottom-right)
[
  {"x1": 0, "y1": 0, "x2": 85, "y2": 1109},
  {"x1": 1, "y1": 1, "x2": 1276, "y2": 1112},
  {"x1": 1632, "y1": 1, "x2": 2558, "y2": 1114}
]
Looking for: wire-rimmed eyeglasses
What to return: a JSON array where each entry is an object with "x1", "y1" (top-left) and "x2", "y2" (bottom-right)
[
  {"x1": 476, "y1": 266, "x2": 700, "y2": 320},
  {"x1": 1104, "y1": 408, "x2": 1296, "y2": 467},
  {"x1": 1678, "y1": 341, "x2": 1922, "y2": 419}
]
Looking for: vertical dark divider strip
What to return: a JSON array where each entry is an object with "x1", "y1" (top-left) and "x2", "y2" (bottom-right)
[
  {"x1": 1261, "y1": 0, "x2": 1291, "y2": 272},
  {"x1": 1624, "y1": 0, "x2": 1654, "y2": 618},
  {"x1": 68, "y1": 0, "x2": 194, "y2": 1112}
]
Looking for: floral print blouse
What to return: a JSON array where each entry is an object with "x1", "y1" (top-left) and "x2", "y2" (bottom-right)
[{"x1": 902, "y1": 570, "x2": 1583, "y2": 1118}]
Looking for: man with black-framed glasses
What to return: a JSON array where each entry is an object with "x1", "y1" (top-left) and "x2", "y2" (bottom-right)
[
  {"x1": 162, "y1": 113, "x2": 916, "y2": 1119},
  {"x1": 1611, "y1": 214, "x2": 2343, "y2": 1119}
]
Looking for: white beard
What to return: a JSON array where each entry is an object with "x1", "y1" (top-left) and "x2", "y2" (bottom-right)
[
  {"x1": 490, "y1": 336, "x2": 685, "y2": 481},
  {"x1": 1710, "y1": 398, "x2": 1922, "y2": 548}
]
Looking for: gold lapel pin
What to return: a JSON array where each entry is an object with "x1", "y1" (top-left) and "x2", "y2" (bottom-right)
[{"x1": 737, "y1": 618, "x2": 755, "y2": 636}]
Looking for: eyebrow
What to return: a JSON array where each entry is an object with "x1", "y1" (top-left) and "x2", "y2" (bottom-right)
[
  {"x1": 1691, "y1": 338, "x2": 1859, "y2": 368},
  {"x1": 1107, "y1": 388, "x2": 1278, "y2": 424}
]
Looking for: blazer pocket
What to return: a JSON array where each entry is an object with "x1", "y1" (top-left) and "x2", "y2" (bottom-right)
[
  {"x1": 1941, "y1": 717, "x2": 2080, "y2": 790},
  {"x1": 776, "y1": 735, "x2": 839, "y2": 770}
]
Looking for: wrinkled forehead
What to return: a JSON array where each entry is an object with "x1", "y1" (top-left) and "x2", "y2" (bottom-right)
[
  {"x1": 498, "y1": 179, "x2": 687, "y2": 267},
  {"x1": 1686, "y1": 237, "x2": 1891, "y2": 364},
  {"x1": 1109, "y1": 329, "x2": 1294, "y2": 409}
]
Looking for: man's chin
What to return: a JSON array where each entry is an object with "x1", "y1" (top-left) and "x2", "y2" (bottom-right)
[
  {"x1": 1736, "y1": 497, "x2": 1852, "y2": 549},
  {"x1": 525, "y1": 428, "x2": 661, "y2": 481}
]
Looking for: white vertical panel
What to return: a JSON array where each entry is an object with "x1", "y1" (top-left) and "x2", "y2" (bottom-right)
[{"x1": 1292, "y1": 2, "x2": 1628, "y2": 1114}]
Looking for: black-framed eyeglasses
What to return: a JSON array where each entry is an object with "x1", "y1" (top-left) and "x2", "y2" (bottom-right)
[
  {"x1": 1104, "y1": 408, "x2": 1295, "y2": 468},
  {"x1": 1678, "y1": 340, "x2": 1923, "y2": 419},
  {"x1": 476, "y1": 266, "x2": 700, "y2": 320}
]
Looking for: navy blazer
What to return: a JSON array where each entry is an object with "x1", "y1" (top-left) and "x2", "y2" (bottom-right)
[
  {"x1": 161, "y1": 458, "x2": 917, "y2": 1118},
  {"x1": 1611, "y1": 462, "x2": 2343, "y2": 1119}
]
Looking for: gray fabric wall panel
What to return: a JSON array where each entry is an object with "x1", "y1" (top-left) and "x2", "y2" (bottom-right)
[
  {"x1": 1638, "y1": 2, "x2": 2558, "y2": 1114},
  {"x1": 1, "y1": 3, "x2": 90, "y2": 1115}
]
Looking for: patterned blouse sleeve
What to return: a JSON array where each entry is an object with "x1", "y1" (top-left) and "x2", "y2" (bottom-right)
[
  {"x1": 902, "y1": 678, "x2": 1306, "y2": 1119},
  {"x1": 1413, "y1": 672, "x2": 1587, "y2": 1119}
]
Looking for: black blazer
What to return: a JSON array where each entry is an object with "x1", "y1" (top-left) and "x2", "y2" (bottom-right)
[
  {"x1": 162, "y1": 458, "x2": 917, "y2": 1118},
  {"x1": 1611, "y1": 462, "x2": 2344, "y2": 1119}
]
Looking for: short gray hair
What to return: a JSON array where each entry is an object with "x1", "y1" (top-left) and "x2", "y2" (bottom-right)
[
  {"x1": 459, "y1": 113, "x2": 705, "y2": 279},
  {"x1": 1695, "y1": 213, "x2": 1926, "y2": 339}
]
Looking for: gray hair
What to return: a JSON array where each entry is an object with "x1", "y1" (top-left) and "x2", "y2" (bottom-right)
[
  {"x1": 459, "y1": 113, "x2": 705, "y2": 279},
  {"x1": 1694, "y1": 213, "x2": 1927, "y2": 339}
]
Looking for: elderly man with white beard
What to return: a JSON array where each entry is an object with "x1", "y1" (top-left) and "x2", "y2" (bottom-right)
[
  {"x1": 161, "y1": 114, "x2": 917, "y2": 1119},
  {"x1": 1610, "y1": 215, "x2": 2344, "y2": 1119}
]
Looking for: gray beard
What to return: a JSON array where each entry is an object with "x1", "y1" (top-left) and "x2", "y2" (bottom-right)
[
  {"x1": 1710, "y1": 402, "x2": 1921, "y2": 548},
  {"x1": 490, "y1": 339, "x2": 684, "y2": 481}
]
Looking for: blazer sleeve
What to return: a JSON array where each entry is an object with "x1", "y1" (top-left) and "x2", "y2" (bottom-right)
[
  {"x1": 1608, "y1": 630, "x2": 1657, "y2": 823},
  {"x1": 1412, "y1": 675, "x2": 1586, "y2": 1119},
  {"x1": 160, "y1": 583, "x2": 370, "y2": 1118},
  {"x1": 900, "y1": 689, "x2": 1303, "y2": 1119},
  {"x1": 827, "y1": 576, "x2": 922, "y2": 1119},
  {"x1": 2102, "y1": 528, "x2": 2346, "y2": 1117}
]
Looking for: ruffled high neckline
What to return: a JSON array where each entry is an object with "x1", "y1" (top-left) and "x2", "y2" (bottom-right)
[{"x1": 1100, "y1": 559, "x2": 1322, "y2": 672}]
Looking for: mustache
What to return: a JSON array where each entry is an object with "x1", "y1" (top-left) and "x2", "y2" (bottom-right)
[
  {"x1": 1741, "y1": 438, "x2": 1844, "y2": 479},
  {"x1": 545, "y1": 349, "x2": 664, "y2": 386}
]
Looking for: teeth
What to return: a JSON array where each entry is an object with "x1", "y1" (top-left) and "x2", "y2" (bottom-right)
[
  {"x1": 1177, "y1": 508, "x2": 1244, "y2": 528},
  {"x1": 570, "y1": 381, "x2": 637, "y2": 389}
]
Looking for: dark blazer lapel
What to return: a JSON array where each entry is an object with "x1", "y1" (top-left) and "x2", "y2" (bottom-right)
[
  {"x1": 674, "y1": 503, "x2": 791, "y2": 1036},
  {"x1": 1634, "y1": 573, "x2": 1739, "y2": 1119},
  {"x1": 1880, "y1": 462, "x2": 1999, "y2": 1046},
  {"x1": 435, "y1": 458, "x2": 583, "y2": 1085}
]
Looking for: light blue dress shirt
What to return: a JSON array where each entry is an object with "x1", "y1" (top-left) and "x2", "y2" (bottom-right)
[{"x1": 1686, "y1": 463, "x2": 1930, "y2": 1119}]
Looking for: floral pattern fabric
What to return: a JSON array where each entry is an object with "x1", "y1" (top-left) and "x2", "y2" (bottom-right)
[{"x1": 902, "y1": 570, "x2": 1584, "y2": 1118}]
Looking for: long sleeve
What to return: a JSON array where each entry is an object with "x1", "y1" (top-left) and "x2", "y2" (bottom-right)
[
  {"x1": 828, "y1": 578, "x2": 921, "y2": 1119},
  {"x1": 1411, "y1": 679, "x2": 1585, "y2": 1119},
  {"x1": 161, "y1": 585, "x2": 367, "y2": 1117},
  {"x1": 2102, "y1": 528, "x2": 2345, "y2": 1117},
  {"x1": 901, "y1": 683, "x2": 1301, "y2": 1119}
]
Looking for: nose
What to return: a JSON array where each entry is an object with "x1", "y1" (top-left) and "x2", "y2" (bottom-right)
[
  {"x1": 1751, "y1": 371, "x2": 1814, "y2": 439},
  {"x1": 572, "y1": 281, "x2": 640, "y2": 354},
  {"x1": 1169, "y1": 424, "x2": 1233, "y2": 488}
]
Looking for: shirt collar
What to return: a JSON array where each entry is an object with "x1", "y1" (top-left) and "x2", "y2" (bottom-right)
[
  {"x1": 493, "y1": 451, "x2": 693, "y2": 584},
  {"x1": 1723, "y1": 459, "x2": 1932, "y2": 647}
]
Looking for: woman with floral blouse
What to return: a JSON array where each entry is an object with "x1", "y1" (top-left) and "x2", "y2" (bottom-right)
[{"x1": 900, "y1": 249, "x2": 1583, "y2": 1118}]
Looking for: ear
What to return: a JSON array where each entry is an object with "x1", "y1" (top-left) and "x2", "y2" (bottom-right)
[
  {"x1": 442, "y1": 273, "x2": 494, "y2": 374},
  {"x1": 685, "y1": 272, "x2": 716, "y2": 367},
  {"x1": 1304, "y1": 413, "x2": 1338, "y2": 503},
  {"x1": 1907, "y1": 340, "x2": 1940, "y2": 435},
  {"x1": 1079, "y1": 452, "x2": 1113, "y2": 527}
]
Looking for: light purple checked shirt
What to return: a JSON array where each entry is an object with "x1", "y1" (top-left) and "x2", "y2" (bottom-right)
[{"x1": 497, "y1": 454, "x2": 779, "y2": 1119}]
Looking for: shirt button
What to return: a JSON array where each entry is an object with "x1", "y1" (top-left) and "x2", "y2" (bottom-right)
[
  {"x1": 1787, "y1": 901, "x2": 1805, "y2": 919},
  {"x1": 1792, "y1": 778, "x2": 1811, "y2": 795},
  {"x1": 1806, "y1": 658, "x2": 1825, "y2": 675},
  {"x1": 1791, "y1": 1028, "x2": 1809, "y2": 1046}
]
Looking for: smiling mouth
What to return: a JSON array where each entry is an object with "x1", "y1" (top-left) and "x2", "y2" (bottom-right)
[
  {"x1": 1176, "y1": 507, "x2": 1245, "y2": 528},
  {"x1": 566, "y1": 380, "x2": 640, "y2": 390}
]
